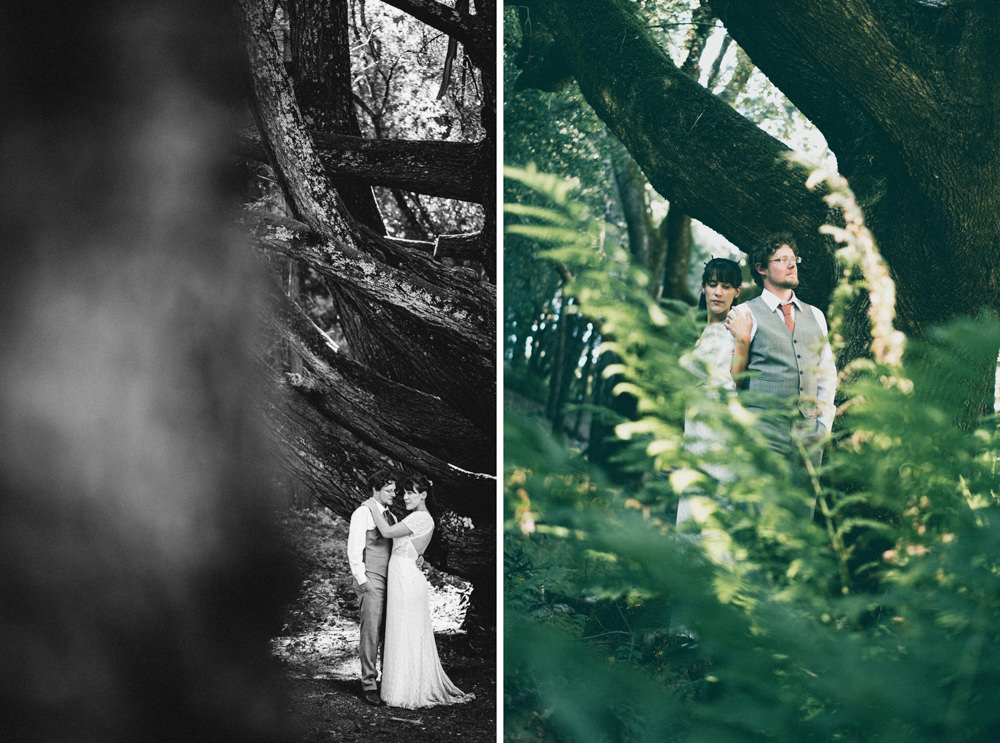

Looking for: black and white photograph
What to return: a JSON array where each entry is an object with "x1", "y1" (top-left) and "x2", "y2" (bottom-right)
[{"x1": 1, "y1": 1, "x2": 497, "y2": 742}]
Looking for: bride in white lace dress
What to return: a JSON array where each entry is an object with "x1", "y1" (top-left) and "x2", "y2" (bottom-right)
[
  {"x1": 364, "y1": 475, "x2": 475, "y2": 709},
  {"x1": 677, "y1": 258, "x2": 751, "y2": 527}
]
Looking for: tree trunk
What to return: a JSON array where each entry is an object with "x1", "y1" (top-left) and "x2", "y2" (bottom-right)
[
  {"x1": 288, "y1": 0, "x2": 386, "y2": 231},
  {"x1": 312, "y1": 133, "x2": 491, "y2": 203},
  {"x1": 613, "y1": 150, "x2": 666, "y2": 289},
  {"x1": 661, "y1": 206, "x2": 695, "y2": 303}
]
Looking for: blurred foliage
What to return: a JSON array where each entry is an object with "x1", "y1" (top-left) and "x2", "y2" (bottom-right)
[{"x1": 503, "y1": 166, "x2": 1000, "y2": 742}]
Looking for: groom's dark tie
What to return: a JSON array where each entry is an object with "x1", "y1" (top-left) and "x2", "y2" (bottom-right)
[
  {"x1": 781, "y1": 302, "x2": 795, "y2": 334},
  {"x1": 385, "y1": 509, "x2": 397, "y2": 525}
]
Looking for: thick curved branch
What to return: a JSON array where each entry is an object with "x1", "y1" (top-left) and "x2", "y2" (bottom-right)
[
  {"x1": 247, "y1": 212, "x2": 495, "y2": 355},
  {"x1": 522, "y1": 0, "x2": 836, "y2": 297},
  {"x1": 239, "y1": 0, "x2": 361, "y2": 247},
  {"x1": 710, "y1": 0, "x2": 1000, "y2": 208},
  {"x1": 269, "y1": 290, "x2": 493, "y2": 473},
  {"x1": 312, "y1": 132, "x2": 489, "y2": 202},
  {"x1": 712, "y1": 0, "x2": 945, "y2": 144}
]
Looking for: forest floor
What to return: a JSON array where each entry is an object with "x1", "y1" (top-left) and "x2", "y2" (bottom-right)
[{"x1": 272, "y1": 508, "x2": 497, "y2": 742}]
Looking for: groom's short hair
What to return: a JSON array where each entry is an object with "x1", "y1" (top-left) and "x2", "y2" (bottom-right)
[
  {"x1": 750, "y1": 231, "x2": 797, "y2": 287},
  {"x1": 367, "y1": 467, "x2": 397, "y2": 493}
]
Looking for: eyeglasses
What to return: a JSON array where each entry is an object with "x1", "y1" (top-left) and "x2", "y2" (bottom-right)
[{"x1": 769, "y1": 256, "x2": 802, "y2": 267}]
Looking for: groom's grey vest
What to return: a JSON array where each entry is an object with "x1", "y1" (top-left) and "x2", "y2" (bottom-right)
[
  {"x1": 744, "y1": 295, "x2": 825, "y2": 419},
  {"x1": 363, "y1": 517, "x2": 392, "y2": 578}
]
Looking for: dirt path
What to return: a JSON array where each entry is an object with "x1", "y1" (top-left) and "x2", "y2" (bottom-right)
[{"x1": 278, "y1": 629, "x2": 495, "y2": 742}]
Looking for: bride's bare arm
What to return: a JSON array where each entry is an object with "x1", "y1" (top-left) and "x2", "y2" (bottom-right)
[
  {"x1": 727, "y1": 307, "x2": 752, "y2": 382},
  {"x1": 364, "y1": 498, "x2": 412, "y2": 538}
]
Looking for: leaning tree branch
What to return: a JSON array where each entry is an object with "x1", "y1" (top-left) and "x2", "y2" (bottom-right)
[
  {"x1": 247, "y1": 211, "x2": 495, "y2": 354},
  {"x1": 311, "y1": 131, "x2": 489, "y2": 202},
  {"x1": 709, "y1": 0, "x2": 948, "y2": 179},
  {"x1": 711, "y1": 0, "x2": 1000, "y2": 241},
  {"x1": 521, "y1": 0, "x2": 836, "y2": 298},
  {"x1": 240, "y1": 0, "x2": 363, "y2": 248},
  {"x1": 269, "y1": 290, "x2": 492, "y2": 474}
]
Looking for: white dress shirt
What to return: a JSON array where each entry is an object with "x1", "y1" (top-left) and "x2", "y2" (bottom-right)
[{"x1": 347, "y1": 502, "x2": 392, "y2": 586}]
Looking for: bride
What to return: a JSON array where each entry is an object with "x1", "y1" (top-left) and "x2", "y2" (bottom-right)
[
  {"x1": 677, "y1": 257, "x2": 751, "y2": 527},
  {"x1": 363, "y1": 475, "x2": 475, "y2": 709}
]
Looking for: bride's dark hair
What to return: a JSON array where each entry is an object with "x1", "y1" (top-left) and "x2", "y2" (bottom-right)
[
  {"x1": 402, "y1": 475, "x2": 436, "y2": 511},
  {"x1": 697, "y1": 257, "x2": 743, "y2": 311}
]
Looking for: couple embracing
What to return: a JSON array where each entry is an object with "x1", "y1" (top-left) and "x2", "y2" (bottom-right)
[{"x1": 347, "y1": 468, "x2": 474, "y2": 709}]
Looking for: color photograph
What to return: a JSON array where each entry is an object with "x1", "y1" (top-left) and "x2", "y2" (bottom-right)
[{"x1": 502, "y1": 2, "x2": 1000, "y2": 741}]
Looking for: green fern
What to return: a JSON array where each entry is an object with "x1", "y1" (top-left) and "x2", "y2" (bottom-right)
[{"x1": 504, "y1": 166, "x2": 1000, "y2": 742}]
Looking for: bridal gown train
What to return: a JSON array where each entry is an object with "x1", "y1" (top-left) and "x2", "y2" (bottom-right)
[{"x1": 380, "y1": 510, "x2": 475, "y2": 709}]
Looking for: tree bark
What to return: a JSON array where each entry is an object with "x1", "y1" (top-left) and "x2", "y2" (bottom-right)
[
  {"x1": 312, "y1": 132, "x2": 490, "y2": 202},
  {"x1": 612, "y1": 154, "x2": 654, "y2": 271},
  {"x1": 288, "y1": 0, "x2": 386, "y2": 231},
  {"x1": 247, "y1": 211, "x2": 495, "y2": 434},
  {"x1": 270, "y1": 289, "x2": 493, "y2": 475},
  {"x1": 661, "y1": 206, "x2": 695, "y2": 304}
]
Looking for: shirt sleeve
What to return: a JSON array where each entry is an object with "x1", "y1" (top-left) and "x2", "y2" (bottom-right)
[
  {"x1": 811, "y1": 306, "x2": 838, "y2": 431},
  {"x1": 347, "y1": 507, "x2": 373, "y2": 585},
  {"x1": 403, "y1": 511, "x2": 435, "y2": 538}
]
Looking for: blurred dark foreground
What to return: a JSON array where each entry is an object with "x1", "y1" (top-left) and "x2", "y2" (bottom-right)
[{"x1": 0, "y1": 3, "x2": 300, "y2": 741}]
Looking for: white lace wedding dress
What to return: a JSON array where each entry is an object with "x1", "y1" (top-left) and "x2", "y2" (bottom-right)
[
  {"x1": 381, "y1": 510, "x2": 475, "y2": 709},
  {"x1": 677, "y1": 322, "x2": 738, "y2": 526}
]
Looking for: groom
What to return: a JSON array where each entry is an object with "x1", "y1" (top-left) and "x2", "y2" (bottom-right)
[
  {"x1": 347, "y1": 467, "x2": 398, "y2": 706},
  {"x1": 735, "y1": 232, "x2": 837, "y2": 509}
]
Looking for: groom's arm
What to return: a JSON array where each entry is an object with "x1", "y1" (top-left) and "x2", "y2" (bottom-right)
[{"x1": 347, "y1": 507, "x2": 369, "y2": 586}]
